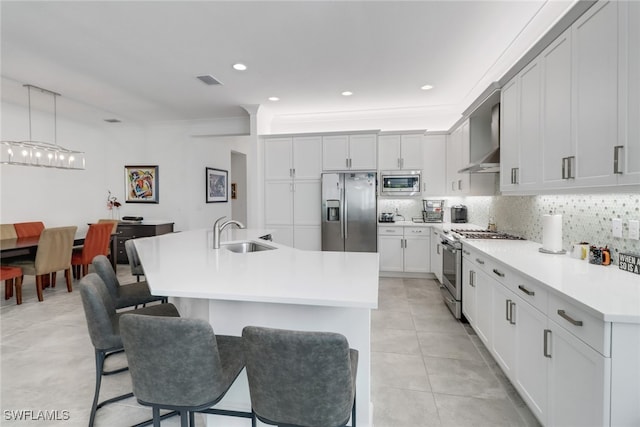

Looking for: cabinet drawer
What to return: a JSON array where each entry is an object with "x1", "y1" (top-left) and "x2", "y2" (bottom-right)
[
  {"x1": 509, "y1": 270, "x2": 548, "y2": 313},
  {"x1": 378, "y1": 226, "x2": 403, "y2": 235},
  {"x1": 404, "y1": 227, "x2": 429, "y2": 236},
  {"x1": 548, "y1": 292, "x2": 611, "y2": 357}
]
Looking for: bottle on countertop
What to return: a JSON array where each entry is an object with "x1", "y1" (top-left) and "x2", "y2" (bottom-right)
[{"x1": 488, "y1": 216, "x2": 497, "y2": 232}]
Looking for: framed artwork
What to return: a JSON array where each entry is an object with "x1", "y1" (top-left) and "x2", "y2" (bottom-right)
[
  {"x1": 206, "y1": 167, "x2": 228, "y2": 203},
  {"x1": 125, "y1": 165, "x2": 159, "y2": 203}
]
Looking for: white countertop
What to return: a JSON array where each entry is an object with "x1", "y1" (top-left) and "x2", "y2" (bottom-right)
[
  {"x1": 463, "y1": 239, "x2": 640, "y2": 323},
  {"x1": 133, "y1": 228, "x2": 379, "y2": 309}
]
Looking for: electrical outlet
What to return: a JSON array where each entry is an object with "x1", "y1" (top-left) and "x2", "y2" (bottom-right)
[
  {"x1": 612, "y1": 218, "x2": 623, "y2": 238},
  {"x1": 629, "y1": 220, "x2": 640, "y2": 240}
]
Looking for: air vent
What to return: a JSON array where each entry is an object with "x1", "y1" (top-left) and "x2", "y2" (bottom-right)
[
  {"x1": 196, "y1": 75, "x2": 223, "y2": 86},
  {"x1": 104, "y1": 118, "x2": 121, "y2": 123}
]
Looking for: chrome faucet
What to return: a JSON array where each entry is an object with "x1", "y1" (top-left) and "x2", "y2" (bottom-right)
[{"x1": 213, "y1": 216, "x2": 245, "y2": 249}]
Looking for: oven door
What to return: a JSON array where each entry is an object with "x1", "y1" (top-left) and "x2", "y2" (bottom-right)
[{"x1": 441, "y1": 240, "x2": 462, "y2": 300}]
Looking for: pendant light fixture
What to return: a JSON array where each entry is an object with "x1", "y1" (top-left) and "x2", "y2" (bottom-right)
[{"x1": 1, "y1": 84, "x2": 85, "y2": 170}]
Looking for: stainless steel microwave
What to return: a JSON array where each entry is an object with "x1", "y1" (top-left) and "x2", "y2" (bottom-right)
[{"x1": 380, "y1": 171, "x2": 421, "y2": 196}]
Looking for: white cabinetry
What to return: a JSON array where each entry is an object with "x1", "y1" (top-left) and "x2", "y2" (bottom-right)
[
  {"x1": 446, "y1": 121, "x2": 468, "y2": 194},
  {"x1": 423, "y1": 135, "x2": 446, "y2": 196},
  {"x1": 323, "y1": 134, "x2": 377, "y2": 171},
  {"x1": 378, "y1": 226, "x2": 430, "y2": 274},
  {"x1": 430, "y1": 229, "x2": 442, "y2": 283},
  {"x1": 378, "y1": 133, "x2": 423, "y2": 171},
  {"x1": 462, "y1": 244, "x2": 613, "y2": 426},
  {"x1": 264, "y1": 136, "x2": 322, "y2": 250}
]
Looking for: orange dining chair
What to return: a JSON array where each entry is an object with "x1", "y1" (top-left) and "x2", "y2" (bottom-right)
[
  {"x1": 1, "y1": 266, "x2": 22, "y2": 304},
  {"x1": 97, "y1": 219, "x2": 119, "y2": 262},
  {"x1": 0, "y1": 224, "x2": 18, "y2": 240},
  {"x1": 71, "y1": 223, "x2": 113, "y2": 278},
  {"x1": 13, "y1": 222, "x2": 45, "y2": 239},
  {"x1": 9, "y1": 226, "x2": 77, "y2": 303}
]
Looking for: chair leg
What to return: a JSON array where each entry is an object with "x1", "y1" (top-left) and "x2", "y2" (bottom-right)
[
  {"x1": 180, "y1": 411, "x2": 189, "y2": 427},
  {"x1": 35, "y1": 275, "x2": 44, "y2": 301},
  {"x1": 51, "y1": 271, "x2": 57, "y2": 288},
  {"x1": 14, "y1": 276, "x2": 22, "y2": 305},
  {"x1": 5, "y1": 278, "x2": 13, "y2": 299},
  {"x1": 152, "y1": 407, "x2": 161, "y2": 427},
  {"x1": 65, "y1": 268, "x2": 73, "y2": 292},
  {"x1": 89, "y1": 350, "x2": 106, "y2": 427}
]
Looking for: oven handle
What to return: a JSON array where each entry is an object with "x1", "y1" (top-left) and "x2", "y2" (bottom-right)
[{"x1": 441, "y1": 240, "x2": 458, "y2": 254}]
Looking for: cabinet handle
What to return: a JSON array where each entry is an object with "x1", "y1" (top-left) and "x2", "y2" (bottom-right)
[
  {"x1": 292, "y1": 168, "x2": 296, "y2": 177},
  {"x1": 518, "y1": 285, "x2": 535, "y2": 296},
  {"x1": 451, "y1": 181, "x2": 456, "y2": 191},
  {"x1": 475, "y1": 258, "x2": 485, "y2": 265},
  {"x1": 561, "y1": 157, "x2": 567, "y2": 179},
  {"x1": 543, "y1": 329, "x2": 552, "y2": 358},
  {"x1": 614, "y1": 145, "x2": 624, "y2": 174},
  {"x1": 463, "y1": 249, "x2": 470, "y2": 255},
  {"x1": 567, "y1": 156, "x2": 575, "y2": 179},
  {"x1": 511, "y1": 167, "x2": 519, "y2": 184},
  {"x1": 505, "y1": 299, "x2": 511, "y2": 321},
  {"x1": 397, "y1": 158, "x2": 401, "y2": 169},
  {"x1": 458, "y1": 179, "x2": 462, "y2": 190},
  {"x1": 509, "y1": 302, "x2": 516, "y2": 325},
  {"x1": 437, "y1": 244, "x2": 440, "y2": 255},
  {"x1": 470, "y1": 270, "x2": 476, "y2": 287},
  {"x1": 493, "y1": 268, "x2": 505, "y2": 278},
  {"x1": 557, "y1": 309, "x2": 583, "y2": 326}
]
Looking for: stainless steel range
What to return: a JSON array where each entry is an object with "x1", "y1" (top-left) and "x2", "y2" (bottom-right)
[{"x1": 440, "y1": 228, "x2": 524, "y2": 319}]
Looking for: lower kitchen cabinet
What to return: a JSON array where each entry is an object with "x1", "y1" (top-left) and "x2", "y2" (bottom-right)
[
  {"x1": 378, "y1": 225, "x2": 430, "y2": 274},
  {"x1": 430, "y1": 229, "x2": 442, "y2": 283},
  {"x1": 491, "y1": 280, "x2": 517, "y2": 379}
]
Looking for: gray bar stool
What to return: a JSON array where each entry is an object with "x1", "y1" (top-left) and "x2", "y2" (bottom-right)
[
  {"x1": 78, "y1": 273, "x2": 180, "y2": 427},
  {"x1": 242, "y1": 326, "x2": 358, "y2": 427},
  {"x1": 119, "y1": 314, "x2": 252, "y2": 427},
  {"x1": 92, "y1": 255, "x2": 167, "y2": 309}
]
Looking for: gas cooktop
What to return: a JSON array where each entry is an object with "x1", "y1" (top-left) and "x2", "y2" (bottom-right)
[{"x1": 451, "y1": 229, "x2": 526, "y2": 240}]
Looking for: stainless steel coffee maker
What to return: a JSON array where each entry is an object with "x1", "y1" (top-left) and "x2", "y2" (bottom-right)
[{"x1": 422, "y1": 199, "x2": 444, "y2": 223}]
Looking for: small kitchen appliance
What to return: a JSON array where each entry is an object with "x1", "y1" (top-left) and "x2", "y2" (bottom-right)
[
  {"x1": 379, "y1": 171, "x2": 421, "y2": 197},
  {"x1": 379, "y1": 212, "x2": 395, "y2": 223},
  {"x1": 422, "y1": 199, "x2": 444, "y2": 223},
  {"x1": 450, "y1": 205, "x2": 468, "y2": 223}
]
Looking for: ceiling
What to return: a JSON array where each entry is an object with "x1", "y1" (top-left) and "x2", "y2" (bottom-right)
[{"x1": 1, "y1": 1, "x2": 577, "y2": 132}]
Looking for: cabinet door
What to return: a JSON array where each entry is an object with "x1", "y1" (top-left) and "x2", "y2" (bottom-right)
[
  {"x1": 378, "y1": 235, "x2": 404, "y2": 272},
  {"x1": 541, "y1": 29, "x2": 573, "y2": 188},
  {"x1": 293, "y1": 225, "x2": 321, "y2": 251},
  {"x1": 322, "y1": 135, "x2": 349, "y2": 170},
  {"x1": 423, "y1": 135, "x2": 446, "y2": 195},
  {"x1": 514, "y1": 295, "x2": 548, "y2": 425},
  {"x1": 518, "y1": 60, "x2": 542, "y2": 189},
  {"x1": 267, "y1": 225, "x2": 294, "y2": 247},
  {"x1": 404, "y1": 233, "x2": 430, "y2": 273},
  {"x1": 572, "y1": 0, "x2": 619, "y2": 187},
  {"x1": 292, "y1": 136, "x2": 322, "y2": 180},
  {"x1": 462, "y1": 260, "x2": 477, "y2": 325},
  {"x1": 500, "y1": 78, "x2": 520, "y2": 191},
  {"x1": 400, "y1": 134, "x2": 424, "y2": 170},
  {"x1": 474, "y1": 268, "x2": 493, "y2": 346},
  {"x1": 292, "y1": 180, "x2": 321, "y2": 226},
  {"x1": 430, "y1": 230, "x2": 443, "y2": 283},
  {"x1": 547, "y1": 320, "x2": 610, "y2": 427},
  {"x1": 446, "y1": 128, "x2": 461, "y2": 194},
  {"x1": 349, "y1": 134, "x2": 377, "y2": 170},
  {"x1": 264, "y1": 181, "x2": 293, "y2": 225},
  {"x1": 492, "y1": 281, "x2": 516, "y2": 379},
  {"x1": 378, "y1": 135, "x2": 402, "y2": 170},
  {"x1": 619, "y1": 0, "x2": 640, "y2": 185},
  {"x1": 264, "y1": 137, "x2": 293, "y2": 180},
  {"x1": 458, "y1": 121, "x2": 470, "y2": 194}
]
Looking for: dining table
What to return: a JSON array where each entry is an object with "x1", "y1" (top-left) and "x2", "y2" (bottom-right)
[{"x1": 0, "y1": 229, "x2": 118, "y2": 271}]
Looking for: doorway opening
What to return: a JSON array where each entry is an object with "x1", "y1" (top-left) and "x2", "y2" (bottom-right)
[{"x1": 230, "y1": 151, "x2": 247, "y2": 226}]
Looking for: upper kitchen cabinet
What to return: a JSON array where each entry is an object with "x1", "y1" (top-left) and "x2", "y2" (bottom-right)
[
  {"x1": 378, "y1": 133, "x2": 423, "y2": 170},
  {"x1": 264, "y1": 136, "x2": 322, "y2": 181},
  {"x1": 422, "y1": 134, "x2": 447, "y2": 195},
  {"x1": 618, "y1": 0, "x2": 640, "y2": 186},
  {"x1": 446, "y1": 121, "x2": 466, "y2": 195},
  {"x1": 322, "y1": 133, "x2": 377, "y2": 171},
  {"x1": 500, "y1": 59, "x2": 542, "y2": 193}
]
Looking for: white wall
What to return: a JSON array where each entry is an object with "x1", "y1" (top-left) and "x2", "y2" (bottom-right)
[{"x1": 0, "y1": 100, "x2": 255, "y2": 233}]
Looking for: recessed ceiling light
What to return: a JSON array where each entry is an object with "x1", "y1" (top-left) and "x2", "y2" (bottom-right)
[
  {"x1": 341, "y1": 91, "x2": 353, "y2": 96},
  {"x1": 233, "y1": 63, "x2": 247, "y2": 71},
  {"x1": 268, "y1": 97, "x2": 280, "y2": 102},
  {"x1": 421, "y1": 84, "x2": 434, "y2": 90}
]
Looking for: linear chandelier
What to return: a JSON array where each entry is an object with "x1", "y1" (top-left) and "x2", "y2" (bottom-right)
[{"x1": 0, "y1": 84, "x2": 85, "y2": 170}]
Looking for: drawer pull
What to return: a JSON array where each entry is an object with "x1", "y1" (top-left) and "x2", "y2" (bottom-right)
[
  {"x1": 505, "y1": 299, "x2": 511, "y2": 321},
  {"x1": 543, "y1": 329, "x2": 552, "y2": 358},
  {"x1": 557, "y1": 309, "x2": 583, "y2": 326},
  {"x1": 493, "y1": 268, "x2": 505, "y2": 278},
  {"x1": 518, "y1": 285, "x2": 535, "y2": 296},
  {"x1": 463, "y1": 249, "x2": 470, "y2": 255},
  {"x1": 475, "y1": 258, "x2": 485, "y2": 265}
]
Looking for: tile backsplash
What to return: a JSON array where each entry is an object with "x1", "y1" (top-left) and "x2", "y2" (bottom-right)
[{"x1": 379, "y1": 193, "x2": 640, "y2": 257}]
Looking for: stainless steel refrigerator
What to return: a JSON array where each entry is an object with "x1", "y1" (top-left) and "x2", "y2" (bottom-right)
[{"x1": 321, "y1": 172, "x2": 377, "y2": 252}]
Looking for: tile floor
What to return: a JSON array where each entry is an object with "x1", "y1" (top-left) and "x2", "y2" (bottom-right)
[{"x1": 1, "y1": 271, "x2": 540, "y2": 426}]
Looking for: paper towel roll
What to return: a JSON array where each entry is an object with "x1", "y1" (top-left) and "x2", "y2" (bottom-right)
[{"x1": 542, "y1": 214, "x2": 563, "y2": 252}]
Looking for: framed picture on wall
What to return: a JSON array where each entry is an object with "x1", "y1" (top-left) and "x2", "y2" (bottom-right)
[
  {"x1": 125, "y1": 165, "x2": 159, "y2": 203},
  {"x1": 206, "y1": 167, "x2": 228, "y2": 203}
]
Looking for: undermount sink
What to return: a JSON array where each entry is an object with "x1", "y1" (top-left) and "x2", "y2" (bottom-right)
[{"x1": 222, "y1": 241, "x2": 276, "y2": 253}]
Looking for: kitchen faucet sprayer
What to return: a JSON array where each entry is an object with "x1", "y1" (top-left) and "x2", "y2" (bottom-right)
[{"x1": 213, "y1": 216, "x2": 246, "y2": 249}]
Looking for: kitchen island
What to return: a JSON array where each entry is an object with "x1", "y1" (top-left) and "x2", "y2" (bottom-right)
[{"x1": 134, "y1": 228, "x2": 379, "y2": 427}]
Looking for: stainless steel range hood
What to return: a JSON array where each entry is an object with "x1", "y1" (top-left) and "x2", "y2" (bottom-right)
[{"x1": 459, "y1": 102, "x2": 501, "y2": 174}]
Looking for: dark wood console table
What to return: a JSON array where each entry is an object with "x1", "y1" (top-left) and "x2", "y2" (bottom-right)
[{"x1": 115, "y1": 221, "x2": 174, "y2": 264}]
